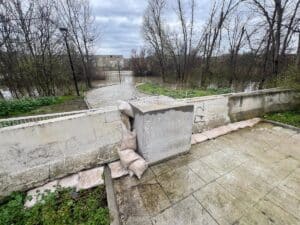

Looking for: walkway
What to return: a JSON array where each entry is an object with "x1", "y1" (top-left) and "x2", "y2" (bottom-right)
[
  {"x1": 114, "y1": 122, "x2": 300, "y2": 225},
  {"x1": 85, "y1": 71, "x2": 151, "y2": 108}
]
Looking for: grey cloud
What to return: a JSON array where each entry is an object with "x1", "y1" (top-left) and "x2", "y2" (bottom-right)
[{"x1": 91, "y1": 0, "x2": 211, "y2": 57}]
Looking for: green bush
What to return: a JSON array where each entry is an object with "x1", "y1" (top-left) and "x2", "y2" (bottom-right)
[
  {"x1": 264, "y1": 109, "x2": 300, "y2": 128},
  {"x1": 0, "y1": 186, "x2": 109, "y2": 225},
  {"x1": 0, "y1": 97, "x2": 62, "y2": 117},
  {"x1": 277, "y1": 65, "x2": 300, "y2": 91}
]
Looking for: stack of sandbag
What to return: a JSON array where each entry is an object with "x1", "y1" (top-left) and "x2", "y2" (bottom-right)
[{"x1": 118, "y1": 101, "x2": 148, "y2": 179}]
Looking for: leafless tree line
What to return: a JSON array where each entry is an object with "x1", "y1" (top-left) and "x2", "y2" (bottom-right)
[
  {"x1": 0, "y1": 0, "x2": 97, "y2": 98},
  {"x1": 138, "y1": 0, "x2": 300, "y2": 88}
]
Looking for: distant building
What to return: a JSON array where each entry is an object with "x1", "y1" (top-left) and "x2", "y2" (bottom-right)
[{"x1": 94, "y1": 55, "x2": 125, "y2": 70}]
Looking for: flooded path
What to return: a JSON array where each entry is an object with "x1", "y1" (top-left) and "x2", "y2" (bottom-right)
[
  {"x1": 85, "y1": 70, "x2": 260, "y2": 108},
  {"x1": 85, "y1": 71, "x2": 159, "y2": 108}
]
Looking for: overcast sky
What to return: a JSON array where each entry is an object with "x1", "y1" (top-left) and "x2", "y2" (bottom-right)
[
  {"x1": 90, "y1": 0, "x2": 210, "y2": 58},
  {"x1": 90, "y1": 0, "x2": 147, "y2": 57}
]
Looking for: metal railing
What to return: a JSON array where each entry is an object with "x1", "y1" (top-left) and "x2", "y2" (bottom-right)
[{"x1": 0, "y1": 109, "x2": 93, "y2": 128}]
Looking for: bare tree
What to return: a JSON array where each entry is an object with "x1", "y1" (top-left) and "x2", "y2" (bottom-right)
[
  {"x1": 201, "y1": 0, "x2": 241, "y2": 85},
  {"x1": 0, "y1": 0, "x2": 98, "y2": 98},
  {"x1": 143, "y1": 0, "x2": 167, "y2": 81},
  {"x1": 226, "y1": 14, "x2": 247, "y2": 85}
]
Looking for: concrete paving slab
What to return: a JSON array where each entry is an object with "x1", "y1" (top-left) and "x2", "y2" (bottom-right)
[
  {"x1": 278, "y1": 168, "x2": 300, "y2": 199},
  {"x1": 273, "y1": 137, "x2": 300, "y2": 160},
  {"x1": 238, "y1": 198, "x2": 300, "y2": 225},
  {"x1": 25, "y1": 180, "x2": 58, "y2": 208},
  {"x1": 193, "y1": 182, "x2": 250, "y2": 225},
  {"x1": 265, "y1": 187, "x2": 300, "y2": 220},
  {"x1": 58, "y1": 174, "x2": 79, "y2": 189},
  {"x1": 188, "y1": 159, "x2": 220, "y2": 183},
  {"x1": 189, "y1": 140, "x2": 222, "y2": 158},
  {"x1": 152, "y1": 195, "x2": 218, "y2": 225},
  {"x1": 124, "y1": 216, "x2": 153, "y2": 225},
  {"x1": 113, "y1": 122, "x2": 300, "y2": 225},
  {"x1": 191, "y1": 133, "x2": 209, "y2": 144},
  {"x1": 77, "y1": 167, "x2": 104, "y2": 191},
  {"x1": 116, "y1": 186, "x2": 150, "y2": 224},
  {"x1": 200, "y1": 150, "x2": 243, "y2": 175},
  {"x1": 239, "y1": 160, "x2": 283, "y2": 186},
  {"x1": 156, "y1": 166, "x2": 205, "y2": 203},
  {"x1": 217, "y1": 166, "x2": 272, "y2": 205},
  {"x1": 137, "y1": 179, "x2": 171, "y2": 216}
]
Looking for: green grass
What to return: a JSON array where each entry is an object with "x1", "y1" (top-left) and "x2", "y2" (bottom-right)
[
  {"x1": 0, "y1": 186, "x2": 109, "y2": 225},
  {"x1": 0, "y1": 96, "x2": 87, "y2": 118},
  {"x1": 137, "y1": 83, "x2": 232, "y2": 99},
  {"x1": 264, "y1": 109, "x2": 300, "y2": 128}
]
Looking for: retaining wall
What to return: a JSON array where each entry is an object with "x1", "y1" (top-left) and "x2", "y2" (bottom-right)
[
  {"x1": 0, "y1": 107, "x2": 122, "y2": 198},
  {"x1": 0, "y1": 88, "x2": 299, "y2": 198},
  {"x1": 182, "y1": 88, "x2": 300, "y2": 133}
]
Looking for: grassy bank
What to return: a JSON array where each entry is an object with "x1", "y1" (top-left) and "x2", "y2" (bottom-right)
[
  {"x1": 137, "y1": 83, "x2": 231, "y2": 99},
  {"x1": 0, "y1": 186, "x2": 109, "y2": 225},
  {"x1": 264, "y1": 109, "x2": 300, "y2": 128},
  {"x1": 0, "y1": 96, "x2": 87, "y2": 118}
]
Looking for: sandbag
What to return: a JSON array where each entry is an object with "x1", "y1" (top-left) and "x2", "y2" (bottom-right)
[
  {"x1": 120, "y1": 113, "x2": 131, "y2": 130},
  {"x1": 121, "y1": 125, "x2": 137, "y2": 150},
  {"x1": 129, "y1": 158, "x2": 148, "y2": 179},
  {"x1": 118, "y1": 100, "x2": 134, "y2": 118},
  {"x1": 118, "y1": 149, "x2": 140, "y2": 168}
]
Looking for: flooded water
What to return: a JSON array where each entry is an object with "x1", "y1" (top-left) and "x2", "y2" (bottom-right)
[
  {"x1": 93, "y1": 70, "x2": 260, "y2": 92},
  {"x1": 1, "y1": 71, "x2": 260, "y2": 101},
  {"x1": 92, "y1": 70, "x2": 162, "y2": 87},
  {"x1": 86, "y1": 71, "x2": 261, "y2": 108},
  {"x1": 0, "y1": 88, "x2": 13, "y2": 100}
]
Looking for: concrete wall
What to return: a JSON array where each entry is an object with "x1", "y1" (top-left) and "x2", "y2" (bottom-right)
[
  {"x1": 228, "y1": 89, "x2": 300, "y2": 122},
  {"x1": 181, "y1": 95, "x2": 231, "y2": 133},
  {"x1": 0, "y1": 88, "x2": 299, "y2": 198},
  {"x1": 0, "y1": 107, "x2": 122, "y2": 198},
  {"x1": 182, "y1": 89, "x2": 300, "y2": 133}
]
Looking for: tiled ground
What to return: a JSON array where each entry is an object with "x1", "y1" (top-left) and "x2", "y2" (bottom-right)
[{"x1": 113, "y1": 122, "x2": 300, "y2": 225}]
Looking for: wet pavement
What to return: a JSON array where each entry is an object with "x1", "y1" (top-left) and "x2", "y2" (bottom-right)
[
  {"x1": 113, "y1": 122, "x2": 300, "y2": 225},
  {"x1": 85, "y1": 71, "x2": 159, "y2": 108}
]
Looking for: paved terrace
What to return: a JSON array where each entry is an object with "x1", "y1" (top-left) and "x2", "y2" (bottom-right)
[{"x1": 114, "y1": 122, "x2": 300, "y2": 225}]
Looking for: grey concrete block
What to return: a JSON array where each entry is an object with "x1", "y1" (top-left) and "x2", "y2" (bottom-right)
[{"x1": 131, "y1": 97, "x2": 194, "y2": 164}]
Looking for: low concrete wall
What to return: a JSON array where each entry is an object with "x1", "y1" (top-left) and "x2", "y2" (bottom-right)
[
  {"x1": 0, "y1": 88, "x2": 299, "y2": 198},
  {"x1": 0, "y1": 107, "x2": 122, "y2": 198},
  {"x1": 181, "y1": 95, "x2": 231, "y2": 133},
  {"x1": 182, "y1": 89, "x2": 300, "y2": 133},
  {"x1": 228, "y1": 89, "x2": 300, "y2": 122}
]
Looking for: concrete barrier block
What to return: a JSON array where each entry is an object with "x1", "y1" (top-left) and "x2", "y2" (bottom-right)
[{"x1": 131, "y1": 97, "x2": 194, "y2": 164}]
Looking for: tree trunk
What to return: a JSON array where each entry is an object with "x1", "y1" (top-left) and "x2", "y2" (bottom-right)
[
  {"x1": 274, "y1": 0, "x2": 282, "y2": 76},
  {"x1": 297, "y1": 32, "x2": 300, "y2": 69}
]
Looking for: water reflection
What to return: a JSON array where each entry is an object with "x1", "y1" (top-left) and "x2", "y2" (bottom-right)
[
  {"x1": 1, "y1": 71, "x2": 260, "y2": 100},
  {"x1": 94, "y1": 70, "x2": 260, "y2": 93}
]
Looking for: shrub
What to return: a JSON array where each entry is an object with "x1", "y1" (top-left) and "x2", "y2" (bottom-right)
[
  {"x1": 0, "y1": 96, "x2": 61, "y2": 117},
  {"x1": 0, "y1": 186, "x2": 109, "y2": 225},
  {"x1": 277, "y1": 65, "x2": 300, "y2": 91},
  {"x1": 137, "y1": 83, "x2": 231, "y2": 99}
]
